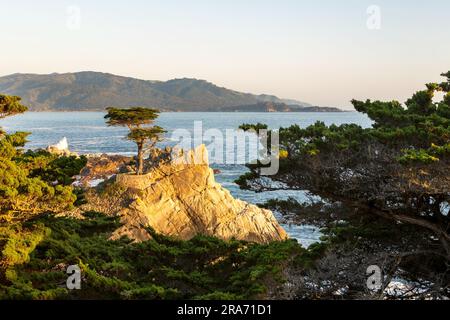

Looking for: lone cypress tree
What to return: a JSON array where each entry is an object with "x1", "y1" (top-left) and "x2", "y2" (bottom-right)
[{"x1": 105, "y1": 107, "x2": 165, "y2": 175}]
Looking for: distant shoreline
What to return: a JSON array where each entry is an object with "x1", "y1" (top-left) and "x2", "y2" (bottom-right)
[
  {"x1": 0, "y1": 72, "x2": 346, "y2": 114},
  {"x1": 23, "y1": 110, "x2": 353, "y2": 113}
]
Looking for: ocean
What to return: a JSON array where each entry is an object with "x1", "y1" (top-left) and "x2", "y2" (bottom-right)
[{"x1": 0, "y1": 112, "x2": 372, "y2": 247}]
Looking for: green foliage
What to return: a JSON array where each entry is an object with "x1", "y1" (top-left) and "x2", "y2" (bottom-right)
[
  {"x1": 0, "y1": 94, "x2": 87, "y2": 295},
  {"x1": 194, "y1": 291, "x2": 241, "y2": 300},
  {"x1": 0, "y1": 96, "x2": 86, "y2": 223},
  {"x1": 126, "y1": 127, "x2": 166, "y2": 146},
  {"x1": 279, "y1": 75, "x2": 450, "y2": 162},
  {"x1": 104, "y1": 107, "x2": 160, "y2": 127},
  {"x1": 0, "y1": 224, "x2": 48, "y2": 271},
  {"x1": 398, "y1": 143, "x2": 450, "y2": 164},
  {"x1": 0, "y1": 151, "x2": 77, "y2": 222},
  {"x1": 398, "y1": 148, "x2": 439, "y2": 164},
  {"x1": 105, "y1": 107, "x2": 164, "y2": 175},
  {"x1": 0, "y1": 214, "x2": 312, "y2": 300},
  {"x1": 0, "y1": 132, "x2": 29, "y2": 158},
  {"x1": 236, "y1": 71, "x2": 450, "y2": 269},
  {"x1": 239, "y1": 71, "x2": 450, "y2": 169},
  {"x1": 234, "y1": 171, "x2": 258, "y2": 189},
  {"x1": 261, "y1": 198, "x2": 307, "y2": 212},
  {"x1": 19, "y1": 150, "x2": 87, "y2": 186},
  {"x1": 0, "y1": 95, "x2": 28, "y2": 119},
  {"x1": 239, "y1": 123, "x2": 269, "y2": 132}
]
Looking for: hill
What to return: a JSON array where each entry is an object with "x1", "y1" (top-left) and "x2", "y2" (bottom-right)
[
  {"x1": 0, "y1": 71, "x2": 334, "y2": 112},
  {"x1": 221, "y1": 102, "x2": 341, "y2": 112}
]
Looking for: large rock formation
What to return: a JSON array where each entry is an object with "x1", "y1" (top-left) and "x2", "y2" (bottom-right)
[{"x1": 82, "y1": 145, "x2": 287, "y2": 243}]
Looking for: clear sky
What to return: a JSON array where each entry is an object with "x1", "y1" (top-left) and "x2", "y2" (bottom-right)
[{"x1": 1, "y1": 0, "x2": 449, "y2": 109}]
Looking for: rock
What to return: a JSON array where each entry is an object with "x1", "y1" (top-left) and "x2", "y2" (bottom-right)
[
  {"x1": 170, "y1": 145, "x2": 209, "y2": 165},
  {"x1": 54, "y1": 137, "x2": 69, "y2": 150},
  {"x1": 83, "y1": 145, "x2": 288, "y2": 244},
  {"x1": 77, "y1": 154, "x2": 131, "y2": 186},
  {"x1": 46, "y1": 137, "x2": 77, "y2": 156}
]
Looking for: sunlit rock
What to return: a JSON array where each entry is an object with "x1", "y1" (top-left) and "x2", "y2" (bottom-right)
[{"x1": 81, "y1": 145, "x2": 288, "y2": 244}]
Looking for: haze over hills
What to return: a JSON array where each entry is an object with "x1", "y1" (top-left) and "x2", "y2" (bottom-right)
[{"x1": 0, "y1": 71, "x2": 340, "y2": 112}]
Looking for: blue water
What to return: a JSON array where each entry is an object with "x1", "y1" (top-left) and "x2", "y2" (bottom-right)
[
  {"x1": 0, "y1": 112, "x2": 371, "y2": 247},
  {"x1": 0, "y1": 112, "x2": 372, "y2": 154}
]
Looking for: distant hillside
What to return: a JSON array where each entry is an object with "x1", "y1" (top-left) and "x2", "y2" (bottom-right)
[
  {"x1": 221, "y1": 102, "x2": 341, "y2": 112},
  {"x1": 0, "y1": 72, "x2": 335, "y2": 112}
]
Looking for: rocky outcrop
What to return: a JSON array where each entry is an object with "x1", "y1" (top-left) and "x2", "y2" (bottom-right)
[
  {"x1": 46, "y1": 137, "x2": 78, "y2": 156},
  {"x1": 75, "y1": 154, "x2": 132, "y2": 187},
  {"x1": 82, "y1": 145, "x2": 288, "y2": 244}
]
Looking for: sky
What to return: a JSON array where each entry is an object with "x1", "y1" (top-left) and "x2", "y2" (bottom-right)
[{"x1": 1, "y1": 0, "x2": 449, "y2": 109}]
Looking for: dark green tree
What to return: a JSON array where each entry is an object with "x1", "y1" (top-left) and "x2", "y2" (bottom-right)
[
  {"x1": 238, "y1": 72, "x2": 450, "y2": 296},
  {"x1": 0, "y1": 94, "x2": 87, "y2": 285},
  {"x1": 105, "y1": 107, "x2": 165, "y2": 175},
  {"x1": 0, "y1": 95, "x2": 27, "y2": 120},
  {"x1": 0, "y1": 95, "x2": 28, "y2": 136},
  {"x1": 0, "y1": 94, "x2": 83, "y2": 223}
]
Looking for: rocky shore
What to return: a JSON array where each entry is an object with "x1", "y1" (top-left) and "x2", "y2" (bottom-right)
[{"x1": 74, "y1": 145, "x2": 288, "y2": 244}]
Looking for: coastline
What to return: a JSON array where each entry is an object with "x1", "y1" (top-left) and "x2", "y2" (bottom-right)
[{"x1": 20, "y1": 110, "x2": 354, "y2": 113}]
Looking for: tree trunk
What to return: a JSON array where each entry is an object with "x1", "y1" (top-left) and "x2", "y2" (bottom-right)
[
  {"x1": 137, "y1": 142, "x2": 144, "y2": 175},
  {"x1": 318, "y1": 192, "x2": 450, "y2": 258}
]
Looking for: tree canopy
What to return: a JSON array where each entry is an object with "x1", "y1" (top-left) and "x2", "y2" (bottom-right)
[
  {"x1": 0, "y1": 94, "x2": 88, "y2": 289},
  {"x1": 0, "y1": 95, "x2": 28, "y2": 120},
  {"x1": 238, "y1": 72, "x2": 450, "y2": 297},
  {"x1": 105, "y1": 107, "x2": 160, "y2": 128},
  {"x1": 0, "y1": 94, "x2": 86, "y2": 223},
  {"x1": 105, "y1": 107, "x2": 165, "y2": 175}
]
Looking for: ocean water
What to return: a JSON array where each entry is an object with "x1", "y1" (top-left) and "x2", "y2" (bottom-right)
[{"x1": 0, "y1": 112, "x2": 371, "y2": 247}]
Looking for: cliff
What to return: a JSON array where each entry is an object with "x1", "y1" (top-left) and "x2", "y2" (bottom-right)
[{"x1": 80, "y1": 145, "x2": 288, "y2": 243}]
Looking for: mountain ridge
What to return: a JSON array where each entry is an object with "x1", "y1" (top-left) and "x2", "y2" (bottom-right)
[{"x1": 0, "y1": 71, "x2": 339, "y2": 112}]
